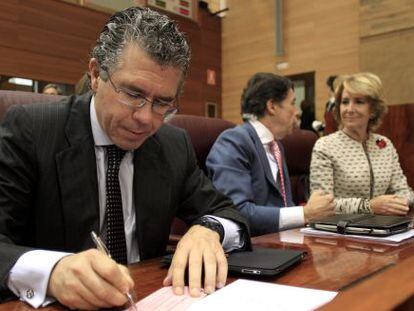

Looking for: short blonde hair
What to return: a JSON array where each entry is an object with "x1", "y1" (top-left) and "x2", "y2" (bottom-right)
[{"x1": 333, "y1": 72, "x2": 388, "y2": 132}]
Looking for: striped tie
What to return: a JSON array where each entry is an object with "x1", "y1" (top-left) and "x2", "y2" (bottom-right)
[{"x1": 269, "y1": 141, "x2": 287, "y2": 207}]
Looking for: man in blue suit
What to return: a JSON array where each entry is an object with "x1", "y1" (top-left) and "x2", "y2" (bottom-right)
[{"x1": 207, "y1": 73, "x2": 334, "y2": 236}]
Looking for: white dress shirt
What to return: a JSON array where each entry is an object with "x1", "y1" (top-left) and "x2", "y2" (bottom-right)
[
  {"x1": 7, "y1": 97, "x2": 243, "y2": 308},
  {"x1": 248, "y1": 120, "x2": 305, "y2": 230}
]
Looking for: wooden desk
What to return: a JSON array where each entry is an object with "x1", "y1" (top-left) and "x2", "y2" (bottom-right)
[
  {"x1": 2, "y1": 229, "x2": 414, "y2": 310},
  {"x1": 251, "y1": 229, "x2": 414, "y2": 291}
]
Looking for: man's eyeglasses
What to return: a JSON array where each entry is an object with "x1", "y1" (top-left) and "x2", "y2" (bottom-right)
[{"x1": 102, "y1": 69, "x2": 178, "y2": 118}]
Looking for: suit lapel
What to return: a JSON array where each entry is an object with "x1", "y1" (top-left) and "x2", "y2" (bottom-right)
[
  {"x1": 56, "y1": 93, "x2": 100, "y2": 251},
  {"x1": 243, "y1": 123, "x2": 280, "y2": 192},
  {"x1": 132, "y1": 134, "x2": 172, "y2": 259}
]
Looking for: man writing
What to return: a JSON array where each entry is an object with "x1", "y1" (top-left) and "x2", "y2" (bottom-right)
[
  {"x1": 206, "y1": 73, "x2": 334, "y2": 236},
  {"x1": 0, "y1": 7, "x2": 249, "y2": 309}
]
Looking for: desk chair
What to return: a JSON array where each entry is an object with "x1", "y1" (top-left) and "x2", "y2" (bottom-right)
[
  {"x1": 0, "y1": 90, "x2": 64, "y2": 120},
  {"x1": 282, "y1": 129, "x2": 319, "y2": 205}
]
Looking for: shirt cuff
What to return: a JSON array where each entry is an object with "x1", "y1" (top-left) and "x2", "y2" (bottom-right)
[
  {"x1": 207, "y1": 215, "x2": 244, "y2": 252},
  {"x1": 7, "y1": 250, "x2": 71, "y2": 308},
  {"x1": 279, "y1": 206, "x2": 305, "y2": 230}
]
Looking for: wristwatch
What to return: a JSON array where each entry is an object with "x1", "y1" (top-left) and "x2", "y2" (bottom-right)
[{"x1": 192, "y1": 216, "x2": 224, "y2": 243}]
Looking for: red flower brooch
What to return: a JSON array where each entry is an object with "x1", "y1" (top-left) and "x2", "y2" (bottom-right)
[{"x1": 376, "y1": 138, "x2": 386, "y2": 149}]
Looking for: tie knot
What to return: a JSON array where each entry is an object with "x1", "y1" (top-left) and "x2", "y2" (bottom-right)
[{"x1": 106, "y1": 145, "x2": 126, "y2": 165}]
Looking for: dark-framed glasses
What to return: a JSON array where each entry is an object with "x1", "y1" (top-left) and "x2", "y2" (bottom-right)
[{"x1": 102, "y1": 69, "x2": 178, "y2": 119}]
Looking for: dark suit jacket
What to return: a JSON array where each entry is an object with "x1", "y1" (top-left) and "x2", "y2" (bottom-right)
[
  {"x1": 0, "y1": 93, "x2": 249, "y2": 293},
  {"x1": 206, "y1": 122, "x2": 293, "y2": 236}
]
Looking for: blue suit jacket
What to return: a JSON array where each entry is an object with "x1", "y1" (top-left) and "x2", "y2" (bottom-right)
[{"x1": 206, "y1": 122, "x2": 293, "y2": 236}]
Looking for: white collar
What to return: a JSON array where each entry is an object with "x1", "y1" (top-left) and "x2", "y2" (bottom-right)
[
  {"x1": 248, "y1": 119, "x2": 274, "y2": 145},
  {"x1": 90, "y1": 96, "x2": 113, "y2": 146}
]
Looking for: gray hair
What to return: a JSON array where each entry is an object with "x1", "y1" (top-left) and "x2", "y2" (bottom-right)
[
  {"x1": 42, "y1": 83, "x2": 63, "y2": 95},
  {"x1": 91, "y1": 7, "x2": 190, "y2": 88}
]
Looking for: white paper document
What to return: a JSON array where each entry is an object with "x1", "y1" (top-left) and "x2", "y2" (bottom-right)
[
  {"x1": 188, "y1": 279, "x2": 337, "y2": 311},
  {"x1": 300, "y1": 227, "x2": 414, "y2": 244},
  {"x1": 125, "y1": 286, "x2": 206, "y2": 311}
]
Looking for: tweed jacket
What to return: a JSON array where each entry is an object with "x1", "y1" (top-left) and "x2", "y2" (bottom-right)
[{"x1": 310, "y1": 130, "x2": 414, "y2": 213}]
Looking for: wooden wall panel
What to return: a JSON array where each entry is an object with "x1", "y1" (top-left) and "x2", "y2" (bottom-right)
[
  {"x1": 360, "y1": 0, "x2": 414, "y2": 106},
  {"x1": 222, "y1": 0, "x2": 276, "y2": 122},
  {"x1": 360, "y1": 0, "x2": 414, "y2": 38},
  {"x1": 172, "y1": 7, "x2": 222, "y2": 116},
  {"x1": 22, "y1": 0, "x2": 108, "y2": 39},
  {"x1": 0, "y1": 0, "x2": 19, "y2": 22},
  {"x1": 0, "y1": 45, "x2": 85, "y2": 83},
  {"x1": 0, "y1": 0, "x2": 107, "y2": 84},
  {"x1": 222, "y1": 0, "x2": 360, "y2": 123},
  {"x1": 361, "y1": 28, "x2": 414, "y2": 106},
  {"x1": 200, "y1": 12, "x2": 222, "y2": 117},
  {"x1": 0, "y1": 0, "x2": 221, "y2": 117}
]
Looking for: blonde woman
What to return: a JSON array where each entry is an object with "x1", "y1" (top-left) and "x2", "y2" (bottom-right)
[{"x1": 310, "y1": 73, "x2": 413, "y2": 215}]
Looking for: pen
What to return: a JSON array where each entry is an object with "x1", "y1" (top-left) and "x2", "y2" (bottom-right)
[{"x1": 91, "y1": 231, "x2": 137, "y2": 311}]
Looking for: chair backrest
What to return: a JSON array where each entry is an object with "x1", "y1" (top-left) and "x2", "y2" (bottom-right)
[
  {"x1": 0, "y1": 90, "x2": 65, "y2": 121},
  {"x1": 281, "y1": 129, "x2": 319, "y2": 204},
  {"x1": 168, "y1": 114, "x2": 236, "y2": 174},
  {"x1": 324, "y1": 110, "x2": 337, "y2": 135},
  {"x1": 377, "y1": 103, "x2": 414, "y2": 188},
  {"x1": 167, "y1": 114, "x2": 236, "y2": 237}
]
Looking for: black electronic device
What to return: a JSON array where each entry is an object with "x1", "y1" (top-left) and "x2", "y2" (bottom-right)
[
  {"x1": 309, "y1": 214, "x2": 412, "y2": 237},
  {"x1": 162, "y1": 247, "x2": 305, "y2": 277}
]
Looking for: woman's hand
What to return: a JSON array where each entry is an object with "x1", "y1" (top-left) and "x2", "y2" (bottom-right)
[{"x1": 370, "y1": 195, "x2": 409, "y2": 215}]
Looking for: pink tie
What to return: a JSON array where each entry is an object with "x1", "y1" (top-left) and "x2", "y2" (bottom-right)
[{"x1": 269, "y1": 141, "x2": 287, "y2": 207}]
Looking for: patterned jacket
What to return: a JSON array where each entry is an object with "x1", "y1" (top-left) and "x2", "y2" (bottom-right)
[{"x1": 310, "y1": 130, "x2": 414, "y2": 213}]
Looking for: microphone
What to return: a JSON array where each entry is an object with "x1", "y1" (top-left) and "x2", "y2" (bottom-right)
[{"x1": 312, "y1": 120, "x2": 325, "y2": 132}]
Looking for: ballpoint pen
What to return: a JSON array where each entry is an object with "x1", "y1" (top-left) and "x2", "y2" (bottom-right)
[{"x1": 91, "y1": 231, "x2": 138, "y2": 311}]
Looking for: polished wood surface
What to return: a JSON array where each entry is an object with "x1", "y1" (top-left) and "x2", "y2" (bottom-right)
[
  {"x1": 320, "y1": 255, "x2": 414, "y2": 311},
  {"x1": 251, "y1": 230, "x2": 414, "y2": 291},
  {"x1": 2, "y1": 228, "x2": 414, "y2": 310}
]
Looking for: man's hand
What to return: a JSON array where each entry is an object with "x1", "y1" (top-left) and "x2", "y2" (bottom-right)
[
  {"x1": 163, "y1": 225, "x2": 227, "y2": 297},
  {"x1": 304, "y1": 190, "x2": 335, "y2": 223},
  {"x1": 47, "y1": 249, "x2": 134, "y2": 310},
  {"x1": 370, "y1": 195, "x2": 409, "y2": 215}
]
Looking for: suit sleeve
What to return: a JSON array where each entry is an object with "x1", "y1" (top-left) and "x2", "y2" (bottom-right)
[
  {"x1": 175, "y1": 130, "x2": 251, "y2": 245},
  {"x1": 0, "y1": 106, "x2": 36, "y2": 293},
  {"x1": 206, "y1": 130, "x2": 281, "y2": 236}
]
